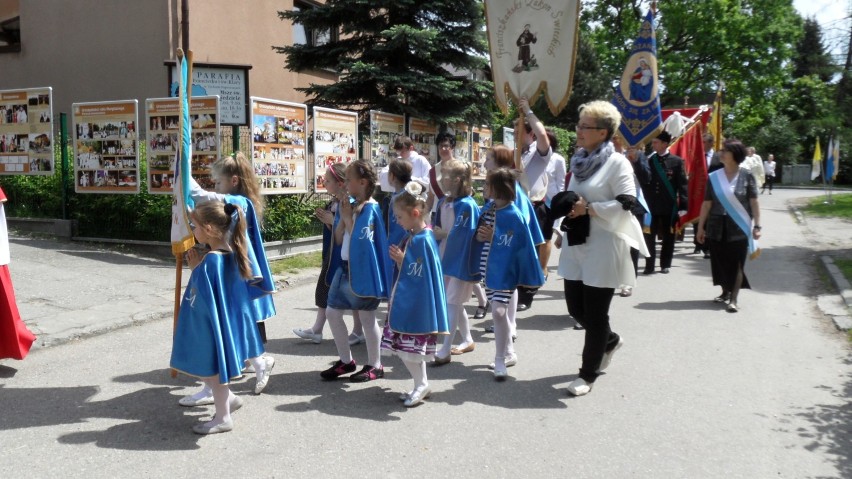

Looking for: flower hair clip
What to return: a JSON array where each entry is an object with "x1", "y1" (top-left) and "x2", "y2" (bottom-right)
[{"x1": 403, "y1": 181, "x2": 428, "y2": 202}]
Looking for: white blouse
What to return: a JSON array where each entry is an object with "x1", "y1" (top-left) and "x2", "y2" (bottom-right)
[{"x1": 557, "y1": 153, "x2": 649, "y2": 288}]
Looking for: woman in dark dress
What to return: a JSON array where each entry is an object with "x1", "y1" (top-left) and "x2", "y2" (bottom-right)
[{"x1": 696, "y1": 139, "x2": 762, "y2": 313}]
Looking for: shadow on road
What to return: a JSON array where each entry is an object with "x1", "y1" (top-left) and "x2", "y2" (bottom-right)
[
  {"x1": 781, "y1": 356, "x2": 852, "y2": 479},
  {"x1": 0, "y1": 383, "x2": 202, "y2": 451}
]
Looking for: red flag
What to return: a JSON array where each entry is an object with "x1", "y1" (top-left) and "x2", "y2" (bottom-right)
[{"x1": 671, "y1": 122, "x2": 707, "y2": 230}]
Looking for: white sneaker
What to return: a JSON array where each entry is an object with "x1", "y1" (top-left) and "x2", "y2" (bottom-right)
[
  {"x1": 493, "y1": 365, "x2": 509, "y2": 380},
  {"x1": 254, "y1": 355, "x2": 275, "y2": 394},
  {"x1": 567, "y1": 378, "x2": 592, "y2": 396},
  {"x1": 293, "y1": 328, "x2": 322, "y2": 344},
  {"x1": 598, "y1": 337, "x2": 624, "y2": 373},
  {"x1": 488, "y1": 353, "x2": 517, "y2": 370},
  {"x1": 348, "y1": 333, "x2": 366, "y2": 346}
]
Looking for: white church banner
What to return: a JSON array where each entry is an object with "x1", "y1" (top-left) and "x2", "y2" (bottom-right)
[{"x1": 485, "y1": 0, "x2": 580, "y2": 115}]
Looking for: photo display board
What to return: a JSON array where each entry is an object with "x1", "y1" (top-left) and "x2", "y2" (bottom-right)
[
  {"x1": 369, "y1": 110, "x2": 404, "y2": 169},
  {"x1": 72, "y1": 100, "x2": 139, "y2": 194},
  {"x1": 250, "y1": 97, "x2": 308, "y2": 194},
  {"x1": 447, "y1": 122, "x2": 471, "y2": 163},
  {"x1": 0, "y1": 87, "x2": 54, "y2": 175},
  {"x1": 312, "y1": 107, "x2": 357, "y2": 192},
  {"x1": 503, "y1": 127, "x2": 515, "y2": 151},
  {"x1": 472, "y1": 126, "x2": 492, "y2": 180},
  {"x1": 145, "y1": 96, "x2": 220, "y2": 194},
  {"x1": 408, "y1": 117, "x2": 438, "y2": 164}
]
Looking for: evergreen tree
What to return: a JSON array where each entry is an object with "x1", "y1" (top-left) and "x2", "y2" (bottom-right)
[
  {"x1": 274, "y1": 0, "x2": 492, "y2": 126},
  {"x1": 793, "y1": 17, "x2": 836, "y2": 82}
]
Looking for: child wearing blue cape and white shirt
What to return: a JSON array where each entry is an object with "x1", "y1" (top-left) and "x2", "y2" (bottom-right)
[
  {"x1": 319, "y1": 160, "x2": 392, "y2": 382},
  {"x1": 381, "y1": 180, "x2": 449, "y2": 407},
  {"x1": 171, "y1": 201, "x2": 266, "y2": 434},
  {"x1": 475, "y1": 168, "x2": 545, "y2": 379},
  {"x1": 432, "y1": 160, "x2": 481, "y2": 364},
  {"x1": 180, "y1": 153, "x2": 276, "y2": 409}
]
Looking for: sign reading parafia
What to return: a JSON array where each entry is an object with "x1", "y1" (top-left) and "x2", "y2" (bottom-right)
[
  {"x1": 250, "y1": 97, "x2": 308, "y2": 195},
  {"x1": 145, "y1": 96, "x2": 220, "y2": 195},
  {"x1": 169, "y1": 65, "x2": 248, "y2": 125},
  {"x1": 313, "y1": 107, "x2": 357, "y2": 192},
  {"x1": 72, "y1": 100, "x2": 139, "y2": 194},
  {"x1": 369, "y1": 110, "x2": 404, "y2": 170},
  {"x1": 0, "y1": 87, "x2": 54, "y2": 176}
]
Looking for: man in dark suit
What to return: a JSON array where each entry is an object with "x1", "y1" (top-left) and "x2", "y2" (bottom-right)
[{"x1": 633, "y1": 131, "x2": 688, "y2": 274}]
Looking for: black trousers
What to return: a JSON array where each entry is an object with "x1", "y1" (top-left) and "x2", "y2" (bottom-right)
[
  {"x1": 644, "y1": 214, "x2": 676, "y2": 270},
  {"x1": 563, "y1": 280, "x2": 619, "y2": 383}
]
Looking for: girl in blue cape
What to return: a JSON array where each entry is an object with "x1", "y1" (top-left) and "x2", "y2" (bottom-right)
[
  {"x1": 320, "y1": 160, "x2": 391, "y2": 383},
  {"x1": 293, "y1": 163, "x2": 364, "y2": 346},
  {"x1": 432, "y1": 160, "x2": 480, "y2": 364},
  {"x1": 171, "y1": 201, "x2": 265, "y2": 435},
  {"x1": 381, "y1": 180, "x2": 449, "y2": 407},
  {"x1": 481, "y1": 145, "x2": 545, "y2": 342},
  {"x1": 384, "y1": 159, "x2": 413, "y2": 284},
  {"x1": 183, "y1": 152, "x2": 276, "y2": 406},
  {"x1": 475, "y1": 168, "x2": 544, "y2": 379}
]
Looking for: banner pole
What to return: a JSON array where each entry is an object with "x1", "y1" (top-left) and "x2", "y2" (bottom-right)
[
  {"x1": 514, "y1": 112, "x2": 524, "y2": 170},
  {"x1": 60, "y1": 113, "x2": 69, "y2": 220}
]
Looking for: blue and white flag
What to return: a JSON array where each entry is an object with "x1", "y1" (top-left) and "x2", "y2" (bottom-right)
[
  {"x1": 826, "y1": 136, "x2": 836, "y2": 181},
  {"x1": 612, "y1": 9, "x2": 662, "y2": 147},
  {"x1": 171, "y1": 52, "x2": 195, "y2": 255}
]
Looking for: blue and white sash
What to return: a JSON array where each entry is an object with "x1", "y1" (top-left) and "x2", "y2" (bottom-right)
[{"x1": 709, "y1": 170, "x2": 760, "y2": 259}]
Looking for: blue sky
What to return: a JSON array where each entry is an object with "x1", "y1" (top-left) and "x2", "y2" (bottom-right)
[{"x1": 793, "y1": 0, "x2": 849, "y2": 61}]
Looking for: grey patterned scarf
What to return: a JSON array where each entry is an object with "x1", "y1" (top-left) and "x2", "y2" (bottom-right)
[{"x1": 570, "y1": 141, "x2": 613, "y2": 182}]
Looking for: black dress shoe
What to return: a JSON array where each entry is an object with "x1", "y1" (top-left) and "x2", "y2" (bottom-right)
[
  {"x1": 642, "y1": 268, "x2": 654, "y2": 275},
  {"x1": 660, "y1": 268, "x2": 670, "y2": 274},
  {"x1": 516, "y1": 303, "x2": 531, "y2": 312}
]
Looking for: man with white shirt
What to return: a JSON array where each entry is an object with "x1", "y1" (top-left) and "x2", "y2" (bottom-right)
[
  {"x1": 762, "y1": 154, "x2": 776, "y2": 194},
  {"x1": 393, "y1": 136, "x2": 432, "y2": 182},
  {"x1": 517, "y1": 97, "x2": 551, "y2": 311},
  {"x1": 378, "y1": 135, "x2": 431, "y2": 192}
]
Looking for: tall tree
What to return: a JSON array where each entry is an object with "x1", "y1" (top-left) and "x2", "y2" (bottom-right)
[
  {"x1": 793, "y1": 17, "x2": 836, "y2": 82},
  {"x1": 584, "y1": 0, "x2": 802, "y2": 108},
  {"x1": 275, "y1": 0, "x2": 492, "y2": 126}
]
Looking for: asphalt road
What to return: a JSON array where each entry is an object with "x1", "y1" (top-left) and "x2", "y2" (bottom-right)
[{"x1": 1, "y1": 189, "x2": 849, "y2": 478}]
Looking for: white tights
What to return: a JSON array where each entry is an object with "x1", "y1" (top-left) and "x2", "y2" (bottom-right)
[
  {"x1": 327, "y1": 308, "x2": 381, "y2": 368},
  {"x1": 492, "y1": 301, "x2": 515, "y2": 368},
  {"x1": 201, "y1": 376, "x2": 233, "y2": 426},
  {"x1": 438, "y1": 303, "x2": 472, "y2": 357},
  {"x1": 401, "y1": 359, "x2": 428, "y2": 394}
]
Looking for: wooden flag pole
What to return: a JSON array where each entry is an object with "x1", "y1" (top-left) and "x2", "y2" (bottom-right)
[{"x1": 514, "y1": 111, "x2": 524, "y2": 171}]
